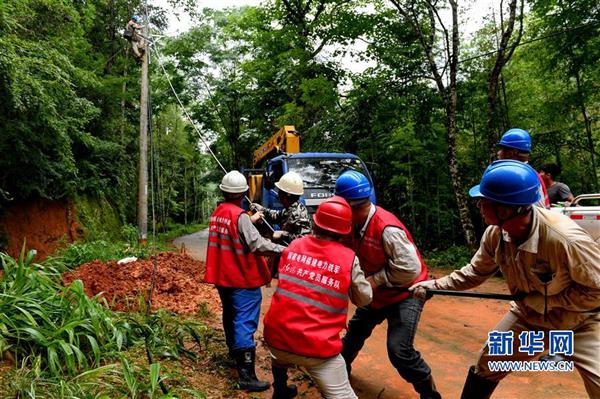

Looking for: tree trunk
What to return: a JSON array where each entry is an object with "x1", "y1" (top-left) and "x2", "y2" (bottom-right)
[
  {"x1": 448, "y1": 0, "x2": 477, "y2": 250},
  {"x1": 500, "y1": 75, "x2": 510, "y2": 130},
  {"x1": 184, "y1": 165, "x2": 188, "y2": 225},
  {"x1": 447, "y1": 97, "x2": 477, "y2": 250},
  {"x1": 575, "y1": 72, "x2": 598, "y2": 191},
  {"x1": 486, "y1": 0, "x2": 523, "y2": 160},
  {"x1": 391, "y1": 0, "x2": 477, "y2": 249},
  {"x1": 487, "y1": 79, "x2": 500, "y2": 162}
]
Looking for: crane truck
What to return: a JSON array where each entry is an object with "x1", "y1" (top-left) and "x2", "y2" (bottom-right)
[{"x1": 244, "y1": 126, "x2": 376, "y2": 213}]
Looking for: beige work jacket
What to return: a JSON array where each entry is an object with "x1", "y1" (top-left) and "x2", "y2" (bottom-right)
[{"x1": 436, "y1": 207, "x2": 600, "y2": 330}]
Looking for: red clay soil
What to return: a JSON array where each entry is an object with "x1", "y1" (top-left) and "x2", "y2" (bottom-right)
[
  {"x1": 343, "y1": 272, "x2": 587, "y2": 399},
  {"x1": 171, "y1": 232, "x2": 588, "y2": 399},
  {"x1": 62, "y1": 252, "x2": 221, "y2": 315},
  {"x1": 0, "y1": 198, "x2": 78, "y2": 260}
]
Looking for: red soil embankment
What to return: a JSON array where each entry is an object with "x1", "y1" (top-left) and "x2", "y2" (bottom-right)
[{"x1": 0, "y1": 198, "x2": 78, "y2": 260}]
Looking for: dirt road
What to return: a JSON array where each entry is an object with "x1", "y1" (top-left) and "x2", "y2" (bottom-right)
[{"x1": 174, "y1": 230, "x2": 587, "y2": 399}]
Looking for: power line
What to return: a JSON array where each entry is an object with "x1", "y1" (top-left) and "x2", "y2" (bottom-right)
[
  {"x1": 150, "y1": 37, "x2": 281, "y2": 236},
  {"x1": 459, "y1": 19, "x2": 600, "y2": 65}
]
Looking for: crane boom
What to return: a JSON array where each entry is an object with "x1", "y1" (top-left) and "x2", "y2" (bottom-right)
[{"x1": 252, "y1": 125, "x2": 300, "y2": 167}]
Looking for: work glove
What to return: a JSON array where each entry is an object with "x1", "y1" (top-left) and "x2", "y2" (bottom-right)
[
  {"x1": 250, "y1": 211, "x2": 264, "y2": 223},
  {"x1": 522, "y1": 292, "x2": 547, "y2": 314},
  {"x1": 272, "y1": 230, "x2": 289, "y2": 240},
  {"x1": 250, "y1": 203, "x2": 264, "y2": 212},
  {"x1": 409, "y1": 279, "x2": 438, "y2": 302}
]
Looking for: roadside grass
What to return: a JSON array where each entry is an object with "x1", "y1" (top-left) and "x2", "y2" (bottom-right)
[
  {"x1": 423, "y1": 245, "x2": 472, "y2": 270},
  {"x1": 0, "y1": 226, "x2": 219, "y2": 398}
]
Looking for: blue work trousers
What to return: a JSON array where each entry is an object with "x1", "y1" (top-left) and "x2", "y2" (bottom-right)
[
  {"x1": 341, "y1": 296, "x2": 432, "y2": 384},
  {"x1": 217, "y1": 286, "x2": 262, "y2": 352}
]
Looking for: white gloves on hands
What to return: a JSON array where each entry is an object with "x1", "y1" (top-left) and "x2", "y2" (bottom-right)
[{"x1": 409, "y1": 279, "x2": 439, "y2": 301}]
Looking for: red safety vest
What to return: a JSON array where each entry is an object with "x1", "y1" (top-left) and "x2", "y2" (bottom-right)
[
  {"x1": 354, "y1": 206, "x2": 427, "y2": 309},
  {"x1": 204, "y1": 202, "x2": 270, "y2": 288},
  {"x1": 264, "y1": 235, "x2": 354, "y2": 358},
  {"x1": 537, "y1": 172, "x2": 550, "y2": 208}
]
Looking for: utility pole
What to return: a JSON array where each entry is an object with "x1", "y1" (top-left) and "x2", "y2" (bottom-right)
[{"x1": 137, "y1": 25, "x2": 149, "y2": 244}]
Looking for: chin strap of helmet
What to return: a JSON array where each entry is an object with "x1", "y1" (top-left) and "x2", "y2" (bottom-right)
[{"x1": 493, "y1": 204, "x2": 531, "y2": 229}]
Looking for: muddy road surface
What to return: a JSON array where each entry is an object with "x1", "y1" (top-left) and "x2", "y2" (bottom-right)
[{"x1": 174, "y1": 229, "x2": 587, "y2": 399}]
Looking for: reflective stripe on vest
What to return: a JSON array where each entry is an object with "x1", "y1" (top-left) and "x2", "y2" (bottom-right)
[
  {"x1": 279, "y1": 273, "x2": 348, "y2": 300},
  {"x1": 263, "y1": 235, "x2": 354, "y2": 358},
  {"x1": 275, "y1": 286, "x2": 347, "y2": 314},
  {"x1": 207, "y1": 241, "x2": 244, "y2": 255},
  {"x1": 209, "y1": 231, "x2": 241, "y2": 243},
  {"x1": 204, "y1": 202, "x2": 270, "y2": 288}
]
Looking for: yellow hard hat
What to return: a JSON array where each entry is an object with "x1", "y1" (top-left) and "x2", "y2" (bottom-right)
[{"x1": 275, "y1": 171, "x2": 304, "y2": 195}]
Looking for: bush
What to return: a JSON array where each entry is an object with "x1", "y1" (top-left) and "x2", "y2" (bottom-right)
[
  {"x1": 0, "y1": 249, "x2": 208, "y2": 398},
  {"x1": 423, "y1": 245, "x2": 472, "y2": 269},
  {"x1": 0, "y1": 250, "x2": 134, "y2": 376}
]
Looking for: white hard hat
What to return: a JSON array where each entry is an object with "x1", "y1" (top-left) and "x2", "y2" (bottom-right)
[
  {"x1": 219, "y1": 171, "x2": 249, "y2": 193},
  {"x1": 275, "y1": 171, "x2": 304, "y2": 195}
]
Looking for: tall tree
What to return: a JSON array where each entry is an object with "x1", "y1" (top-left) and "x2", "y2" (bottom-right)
[
  {"x1": 388, "y1": 0, "x2": 477, "y2": 249},
  {"x1": 486, "y1": 0, "x2": 524, "y2": 159},
  {"x1": 529, "y1": 0, "x2": 600, "y2": 191}
]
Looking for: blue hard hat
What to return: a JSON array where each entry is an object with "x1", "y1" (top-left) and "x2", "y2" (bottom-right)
[
  {"x1": 497, "y1": 128, "x2": 532, "y2": 153},
  {"x1": 469, "y1": 160, "x2": 541, "y2": 206},
  {"x1": 335, "y1": 170, "x2": 372, "y2": 200},
  {"x1": 131, "y1": 15, "x2": 140, "y2": 22}
]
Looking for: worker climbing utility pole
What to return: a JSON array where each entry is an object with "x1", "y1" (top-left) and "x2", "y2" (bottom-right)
[{"x1": 137, "y1": 21, "x2": 149, "y2": 244}]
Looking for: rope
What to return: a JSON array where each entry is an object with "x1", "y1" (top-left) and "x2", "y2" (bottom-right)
[
  {"x1": 149, "y1": 40, "x2": 281, "y2": 236},
  {"x1": 153, "y1": 50, "x2": 227, "y2": 174}
]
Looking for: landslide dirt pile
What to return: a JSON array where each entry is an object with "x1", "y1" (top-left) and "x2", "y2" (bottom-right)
[{"x1": 62, "y1": 252, "x2": 220, "y2": 315}]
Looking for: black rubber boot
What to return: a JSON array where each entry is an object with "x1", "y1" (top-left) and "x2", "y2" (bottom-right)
[
  {"x1": 272, "y1": 366, "x2": 298, "y2": 399},
  {"x1": 460, "y1": 366, "x2": 499, "y2": 399},
  {"x1": 235, "y1": 349, "x2": 271, "y2": 392},
  {"x1": 413, "y1": 375, "x2": 442, "y2": 399}
]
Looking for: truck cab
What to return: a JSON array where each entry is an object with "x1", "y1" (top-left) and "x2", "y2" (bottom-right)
[
  {"x1": 245, "y1": 126, "x2": 376, "y2": 213},
  {"x1": 262, "y1": 153, "x2": 376, "y2": 213}
]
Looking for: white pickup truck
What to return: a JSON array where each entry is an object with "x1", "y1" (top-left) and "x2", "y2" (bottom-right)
[{"x1": 550, "y1": 194, "x2": 600, "y2": 243}]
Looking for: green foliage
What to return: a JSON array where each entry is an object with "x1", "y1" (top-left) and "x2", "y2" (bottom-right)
[
  {"x1": 424, "y1": 245, "x2": 473, "y2": 269},
  {"x1": 0, "y1": 249, "x2": 210, "y2": 397},
  {"x1": 0, "y1": 250, "x2": 134, "y2": 376},
  {"x1": 75, "y1": 195, "x2": 124, "y2": 241},
  {"x1": 1, "y1": 0, "x2": 599, "y2": 252},
  {"x1": 0, "y1": 0, "x2": 119, "y2": 200},
  {"x1": 8, "y1": 361, "x2": 124, "y2": 398},
  {"x1": 46, "y1": 240, "x2": 154, "y2": 270}
]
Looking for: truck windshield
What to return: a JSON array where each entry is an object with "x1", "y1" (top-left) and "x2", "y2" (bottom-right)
[{"x1": 287, "y1": 157, "x2": 369, "y2": 189}]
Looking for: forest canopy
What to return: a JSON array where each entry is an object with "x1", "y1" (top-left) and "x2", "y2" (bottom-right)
[{"x1": 0, "y1": 0, "x2": 598, "y2": 250}]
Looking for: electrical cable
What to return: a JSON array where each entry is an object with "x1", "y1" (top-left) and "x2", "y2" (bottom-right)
[
  {"x1": 150, "y1": 40, "x2": 282, "y2": 236},
  {"x1": 459, "y1": 19, "x2": 600, "y2": 65}
]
